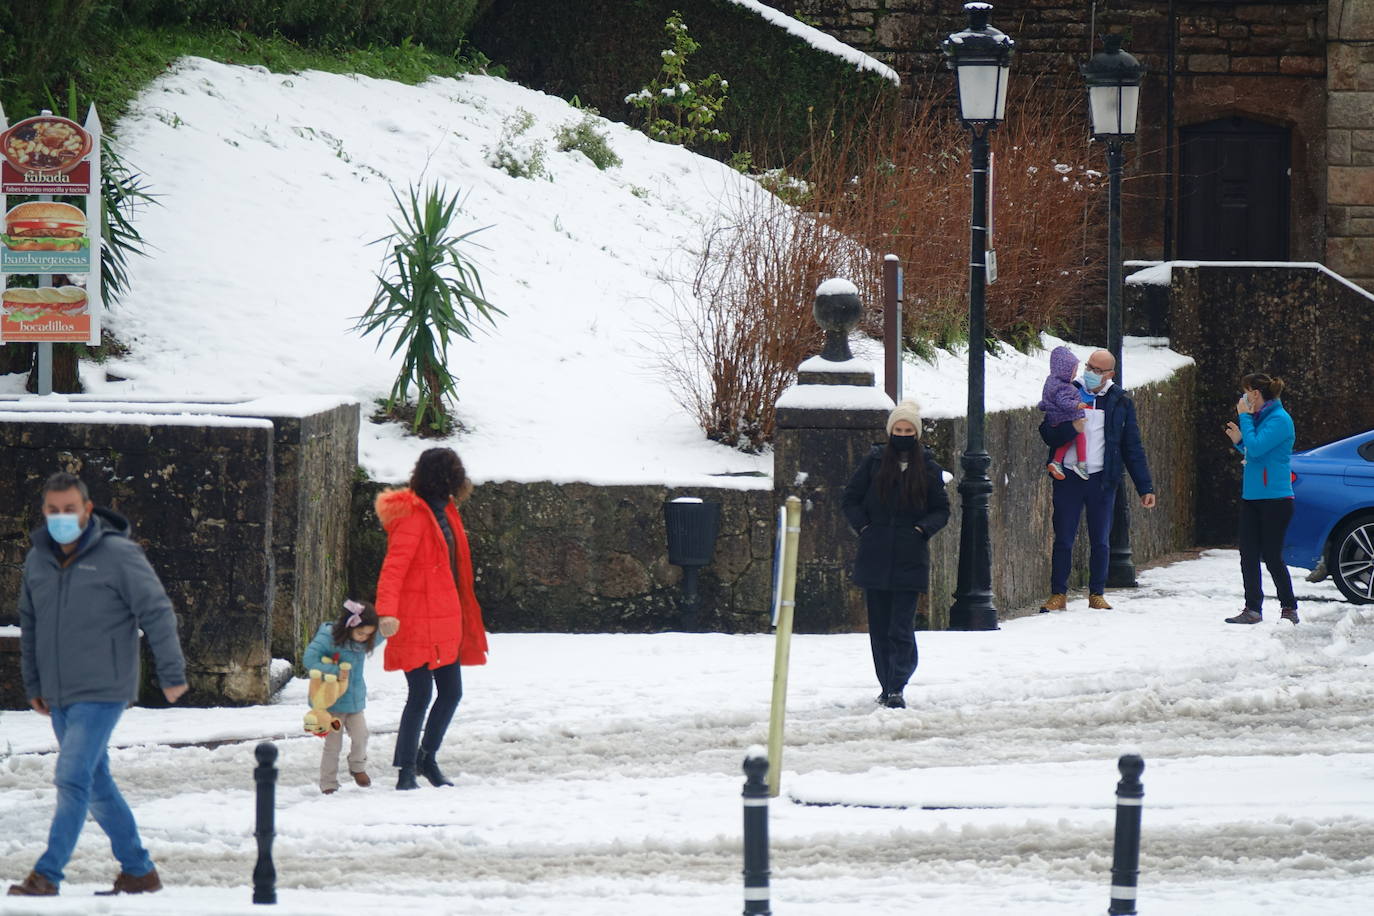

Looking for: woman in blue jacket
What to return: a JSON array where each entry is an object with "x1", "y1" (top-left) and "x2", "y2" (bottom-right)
[{"x1": 1223, "y1": 373, "x2": 1298, "y2": 624}]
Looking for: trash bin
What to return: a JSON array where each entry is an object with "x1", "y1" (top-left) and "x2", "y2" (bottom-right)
[{"x1": 664, "y1": 497, "x2": 722, "y2": 629}]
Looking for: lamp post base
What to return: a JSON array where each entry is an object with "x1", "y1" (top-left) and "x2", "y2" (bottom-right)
[
  {"x1": 949, "y1": 451, "x2": 999, "y2": 631},
  {"x1": 1107, "y1": 479, "x2": 1137, "y2": 588}
]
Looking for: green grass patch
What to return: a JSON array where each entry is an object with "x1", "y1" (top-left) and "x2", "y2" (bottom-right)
[{"x1": 29, "y1": 26, "x2": 496, "y2": 131}]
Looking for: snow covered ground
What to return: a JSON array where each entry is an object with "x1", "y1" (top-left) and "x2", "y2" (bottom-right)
[{"x1": 3, "y1": 550, "x2": 1372, "y2": 914}]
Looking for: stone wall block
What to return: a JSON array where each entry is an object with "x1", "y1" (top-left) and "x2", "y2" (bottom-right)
[
  {"x1": 1327, "y1": 236, "x2": 1374, "y2": 275},
  {"x1": 1328, "y1": 203, "x2": 1352, "y2": 234},
  {"x1": 1232, "y1": 57, "x2": 1279, "y2": 73},
  {"x1": 1280, "y1": 55, "x2": 1326, "y2": 75},
  {"x1": 1328, "y1": 165, "x2": 1374, "y2": 203},
  {"x1": 1330, "y1": 0, "x2": 1374, "y2": 40},
  {"x1": 1329, "y1": 91, "x2": 1374, "y2": 127},
  {"x1": 1188, "y1": 54, "x2": 1231, "y2": 72},
  {"x1": 1330, "y1": 129, "x2": 1354, "y2": 164},
  {"x1": 1328, "y1": 42, "x2": 1361, "y2": 89}
]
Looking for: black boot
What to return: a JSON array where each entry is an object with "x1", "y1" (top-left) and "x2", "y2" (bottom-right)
[
  {"x1": 416, "y1": 748, "x2": 454, "y2": 787},
  {"x1": 396, "y1": 766, "x2": 419, "y2": 790}
]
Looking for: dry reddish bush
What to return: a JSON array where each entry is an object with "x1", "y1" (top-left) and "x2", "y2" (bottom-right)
[
  {"x1": 668, "y1": 84, "x2": 1106, "y2": 450},
  {"x1": 663, "y1": 186, "x2": 868, "y2": 451},
  {"x1": 795, "y1": 82, "x2": 1106, "y2": 351}
]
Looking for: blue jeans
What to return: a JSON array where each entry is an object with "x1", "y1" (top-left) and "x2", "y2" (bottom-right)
[
  {"x1": 392, "y1": 662, "x2": 462, "y2": 768},
  {"x1": 1051, "y1": 471, "x2": 1118, "y2": 595},
  {"x1": 34, "y1": 701, "x2": 154, "y2": 886}
]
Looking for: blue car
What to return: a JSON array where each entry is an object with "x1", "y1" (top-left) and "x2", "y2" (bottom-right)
[{"x1": 1284, "y1": 428, "x2": 1374, "y2": 603}]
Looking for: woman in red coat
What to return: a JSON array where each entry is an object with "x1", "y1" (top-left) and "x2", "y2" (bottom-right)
[{"x1": 374, "y1": 447, "x2": 488, "y2": 790}]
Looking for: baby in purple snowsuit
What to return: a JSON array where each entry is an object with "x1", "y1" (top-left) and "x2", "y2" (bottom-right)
[{"x1": 1038, "y1": 345, "x2": 1090, "y2": 480}]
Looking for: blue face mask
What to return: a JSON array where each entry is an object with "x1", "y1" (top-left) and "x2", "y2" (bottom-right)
[
  {"x1": 1081, "y1": 370, "x2": 1103, "y2": 391},
  {"x1": 890, "y1": 434, "x2": 917, "y2": 452},
  {"x1": 46, "y1": 512, "x2": 84, "y2": 545}
]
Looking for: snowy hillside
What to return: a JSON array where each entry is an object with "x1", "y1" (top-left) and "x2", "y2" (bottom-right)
[
  {"x1": 70, "y1": 58, "x2": 779, "y2": 485},
  {"x1": 3, "y1": 57, "x2": 1189, "y2": 486}
]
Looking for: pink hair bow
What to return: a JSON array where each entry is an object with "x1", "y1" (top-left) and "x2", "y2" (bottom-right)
[{"x1": 343, "y1": 599, "x2": 364, "y2": 629}]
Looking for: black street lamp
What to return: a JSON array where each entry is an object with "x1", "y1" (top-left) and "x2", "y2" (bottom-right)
[
  {"x1": 1082, "y1": 33, "x2": 1145, "y2": 588},
  {"x1": 942, "y1": 2, "x2": 1014, "y2": 631}
]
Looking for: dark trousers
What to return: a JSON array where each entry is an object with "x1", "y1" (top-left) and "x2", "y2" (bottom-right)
[
  {"x1": 392, "y1": 661, "x2": 462, "y2": 769},
  {"x1": 865, "y1": 589, "x2": 920, "y2": 695},
  {"x1": 1239, "y1": 498, "x2": 1296, "y2": 611},
  {"x1": 1051, "y1": 471, "x2": 1117, "y2": 595}
]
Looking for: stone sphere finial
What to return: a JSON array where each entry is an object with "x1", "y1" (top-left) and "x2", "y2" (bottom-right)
[{"x1": 813, "y1": 278, "x2": 861, "y2": 362}]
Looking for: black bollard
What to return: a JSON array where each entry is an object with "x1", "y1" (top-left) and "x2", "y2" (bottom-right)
[
  {"x1": 742, "y1": 751, "x2": 771, "y2": 916},
  {"x1": 253, "y1": 741, "x2": 278, "y2": 905},
  {"x1": 1109, "y1": 754, "x2": 1145, "y2": 915}
]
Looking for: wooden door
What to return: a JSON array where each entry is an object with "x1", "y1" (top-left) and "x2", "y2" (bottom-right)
[{"x1": 1179, "y1": 117, "x2": 1290, "y2": 260}]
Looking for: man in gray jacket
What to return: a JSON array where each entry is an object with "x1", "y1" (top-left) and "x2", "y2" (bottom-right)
[{"x1": 8, "y1": 472, "x2": 187, "y2": 898}]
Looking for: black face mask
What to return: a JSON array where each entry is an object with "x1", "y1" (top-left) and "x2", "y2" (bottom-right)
[{"x1": 890, "y1": 435, "x2": 917, "y2": 453}]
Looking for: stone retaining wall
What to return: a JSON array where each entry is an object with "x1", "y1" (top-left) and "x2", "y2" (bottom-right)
[
  {"x1": 0, "y1": 397, "x2": 359, "y2": 708},
  {"x1": 0, "y1": 413, "x2": 276, "y2": 706},
  {"x1": 348, "y1": 361, "x2": 1196, "y2": 634},
  {"x1": 349, "y1": 479, "x2": 778, "y2": 634}
]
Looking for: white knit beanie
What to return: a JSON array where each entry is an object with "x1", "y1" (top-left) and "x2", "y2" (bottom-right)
[{"x1": 886, "y1": 398, "x2": 922, "y2": 436}]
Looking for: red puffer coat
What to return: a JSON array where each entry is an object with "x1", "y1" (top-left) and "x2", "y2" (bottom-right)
[{"x1": 374, "y1": 488, "x2": 488, "y2": 671}]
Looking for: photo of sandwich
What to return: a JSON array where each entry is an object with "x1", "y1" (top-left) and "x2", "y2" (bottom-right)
[
  {"x1": 1, "y1": 285, "x2": 88, "y2": 321},
  {"x1": 2, "y1": 201, "x2": 89, "y2": 251}
]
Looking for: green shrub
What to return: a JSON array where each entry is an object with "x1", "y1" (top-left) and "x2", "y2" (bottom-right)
[
  {"x1": 0, "y1": 1, "x2": 491, "y2": 119},
  {"x1": 355, "y1": 184, "x2": 502, "y2": 437},
  {"x1": 554, "y1": 112, "x2": 621, "y2": 170},
  {"x1": 485, "y1": 108, "x2": 549, "y2": 180},
  {"x1": 625, "y1": 11, "x2": 729, "y2": 147}
]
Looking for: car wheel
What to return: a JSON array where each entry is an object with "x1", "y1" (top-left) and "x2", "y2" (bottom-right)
[{"x1": 1329, "y1": 515, "x2": 1374, "y2": 604}]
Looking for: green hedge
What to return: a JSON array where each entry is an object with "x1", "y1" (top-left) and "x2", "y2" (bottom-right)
[
  {"x1": 468, "y1": 0, "x2": 898, "y2": 165},
  {"x1": 0, "y1": 0, "x2": 492, "y2": 118}
]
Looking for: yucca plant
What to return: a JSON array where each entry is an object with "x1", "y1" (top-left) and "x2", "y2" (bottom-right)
[
  {"x1": 101, "y1": 139, "x2": 157, "y2": 308},
  {"x1": 356, "y1": 184, "x2": 500, "y2": 436}
]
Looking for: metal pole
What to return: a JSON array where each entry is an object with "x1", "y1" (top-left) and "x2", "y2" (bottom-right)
[
  {"x1": 742, "y1": 751, "x2": 772, "y2": 915},
  {"x1": 883, "y1": 254, "x2": 901, "y2": 401},
  {"x1": 766, "y1": 496, "x2": 801, "y2": 798},
  {"x1": 1109, "y1": 754, "x2": 1145, "y2": 915},
  {"x1": 949, "y1": 126, "x2": 998, "y2": 631},
  {"x1": 1105, "y1": 140, "x2": 1137, "y2": 588},
  {"x1": 33, "y1": 111, "x2": 55, "y2": 395},
  {"x1": 680, "y1": 565, "x2": 701, "y2": 630},
  {"x1": 253, "y1": 741, "x2": 278, "y2": 905}
]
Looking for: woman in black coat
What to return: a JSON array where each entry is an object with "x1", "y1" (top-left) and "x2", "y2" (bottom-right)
[{"x1": 842, "y1": 399, "x2": 951, "y2": 708}]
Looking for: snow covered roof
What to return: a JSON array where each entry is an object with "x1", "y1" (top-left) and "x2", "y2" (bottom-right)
[{"x1": 724, "y1": 0, "x2": 900, "y2": 85}]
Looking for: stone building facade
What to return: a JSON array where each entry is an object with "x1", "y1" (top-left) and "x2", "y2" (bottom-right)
[{"x1": 792, "y1": 0, "x2": 1373, "y2": 289}]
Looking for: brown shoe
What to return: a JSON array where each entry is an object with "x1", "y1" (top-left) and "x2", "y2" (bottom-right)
[
  {"x1": 322, "y1": 786, "x2": 337, "y2": 795},
  {"x1": 94, "y1": 868, "x2": 162, "y2": 895},
  {"x1": 1088, "y1": 593, "x2": 1112, "y2": 610},
  {"x1": 1039, "y1": 593, "x2": 1067, "y2": 613},
  {"x1": 8, "y1": 871, "x2": 58, "y2": 896},
  {"x1": 353, "y1": 771, "x2": 372, "y2": 787},
  {"x1": 1280, "y1": 607, "x2": 1300, "y2": 624}
]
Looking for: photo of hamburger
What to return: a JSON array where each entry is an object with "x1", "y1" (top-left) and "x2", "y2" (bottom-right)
[
  {"x1": 3, "y1": 202, "x2": 89, "y2": 251},
  {"x1": 2, "y1": 285, "x2": 88, "y2": 320}
]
